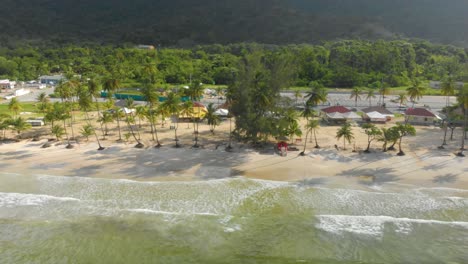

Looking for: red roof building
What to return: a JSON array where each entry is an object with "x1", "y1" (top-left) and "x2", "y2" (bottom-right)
[
  {"x1": 405, "y1": 108, "x2": 436, "y2": 117},
  {"x1": 405, "y1": 108, "x2": 440, "y2": 125},
  {"x1": 321, "y1": 106, "x2": 351, "y2": 114}
]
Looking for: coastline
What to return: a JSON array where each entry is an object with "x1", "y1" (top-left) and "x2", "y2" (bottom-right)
[{"x1": 1, "y1": 124, "x2": 467, "y2": 189}]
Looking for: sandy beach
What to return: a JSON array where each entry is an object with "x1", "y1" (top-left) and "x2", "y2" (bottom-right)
[{"x1": 1, "y1": 117, "x2": 466, "y2": 189}]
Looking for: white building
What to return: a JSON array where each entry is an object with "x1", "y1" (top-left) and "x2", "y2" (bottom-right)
[{"x1": 0, "y1": 79, "x2": 16, "y2": 89}]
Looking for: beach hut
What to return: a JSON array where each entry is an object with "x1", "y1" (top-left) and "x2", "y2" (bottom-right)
[
  {"x1": 405, "y1": 108, "x2": 441, "y2": 125},
  {"x1": 361, "y1": 106, "x2": 394, "y2": 122},
  {"x1": 342, "y1": 112, "x2": 361, "y2": 122},
  {"x1": 365, "y1": 111, "x2": 387, "y2": 123},
  {"x1": 321, "y1": 106, "x2": 351, "y2": 125}
]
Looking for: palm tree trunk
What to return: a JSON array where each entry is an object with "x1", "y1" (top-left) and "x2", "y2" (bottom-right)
[
  {"x1": 300, "y1": 131, "x2": 309, "y2": 155},
  {"x1": 125, "y1": 115, "x2": 143, "y2": 147},
  {"x1": 85, "y1": 111, "x2": 104, "y2": 150},
  {"x1": 63, "y1": 119, "x2": 72, "y2": 148},
  {"x1": 174, "y1": 115, "x2": 180, "y2": 147},
  {"x1": 93, "y1": 97, "x2": 106, "y2": 137},
  {"x1": 116, "y1": 114, "x2": 122, "y2": 141},
  {"x1": 460, "y1": 110, "x2": 467, "y2": 152},
  {"x1": 313, "y1": 129, "x2": 320, "y2": 148}
]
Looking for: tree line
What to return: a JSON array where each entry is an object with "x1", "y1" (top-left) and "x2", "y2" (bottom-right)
[{"x1": 1, "y1": 40, "x2": 467, "y2": 89}]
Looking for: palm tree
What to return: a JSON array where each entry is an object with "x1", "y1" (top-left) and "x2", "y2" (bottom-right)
[
  {"x1": 80, "y1": 124, "x2": 94, "y2": 141},
  {"x1": 8, "y1": 98, "x2": 22, "y2": 117},
  {"x1": 36, "y1": 92, "x2": 50, "y2": 114},
  {"x1": 98, "y1": 111, "x2": 113, "y2": 139},
  {"x1": 394, "y1": 123, "x2": 416, "y2": 156},
  {"x1": 124, "y1": 99, "x2": 144, "y2": 148},
  {"x1": 361, "y1": 123, "x2": 382, "y2": 153},
  {"x1": 294, "y1": 90, "x2": 302, "y2": 106},
  {"x1": 9, "y1": 117, "x2": 32, "y2": 139},
  {"x1": 78, "y1": 87, "x2": 105, "y2": 150},
  {"x1": 51, "y1": 124, "x2": 65, "y2": 141},
  {"x1": 379, "y1": 84, "x2": 391, "y2": 107},
  {"x1": 0, "y1": 113, "x2": 11, "y2": 141},
  {"x1": 300, "y1": 119, "x2": 320, "y2": 156},
  {"x1": 141, "y1": 85, "x2": 162, "y2": 147},
  {"x1": 456, "y1": 85, "x2": 468, "y2": 157},
  {"x1": 441, "y1": 76, "x2": 456, "y2": 107},
  {"x1": 187, "y1": 82, "x2": 205, "y2": 147},
  {"x1": 396, "y1": 93, "x2": 407, "y2": 107},
  {"x1": 350, "y1": 87, "x2": 362, "y2": 107},
  {"x1": 161, "y1": 92, "x2": 182, "y2": 147},
  {"x1": 305, "y1": 83, "x2": 328, "y2": 107},
  {"x1": 135, "y1": 105, "x2": 146, "y2": 129},
  {"x1": 205, "y1": 103, "x2": 221, "y2": 134},
  {"x1": 87, "y1": 78, "x2": 106, "y2": 137},
  {"x1": 407, "y1": 79, "x2": 426, "y2": 107},
  {"x1": 180, "y1": 101, "x2": 194, "y2": 129},
  {"x1": 336, "y1": 122, "x2": 354, "y2": 150},
  {"x1": 366, "y1": 89, "x2": 377, "y2": 107}
]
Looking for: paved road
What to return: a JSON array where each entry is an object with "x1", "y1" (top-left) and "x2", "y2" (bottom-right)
[
  {"x1": 9, "y1": 88, "x2": 454, "y2": 114},
  {"x1": 280, "y1": 92, "x2": 456, "y2": 113}
]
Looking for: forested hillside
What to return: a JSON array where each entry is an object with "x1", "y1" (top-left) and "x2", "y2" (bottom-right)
[
  {"x1": 0, "y1": 41, "x2": 466, "y2": 88},
  {"x1": 1, "y1": 0, "x2": 468, "y2": 46}
]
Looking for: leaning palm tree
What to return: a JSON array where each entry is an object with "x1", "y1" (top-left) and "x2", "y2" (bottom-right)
[
  {"x1": 124, "y1": 99, "x2": 144, "y2": 148},
  {"x1": 407, "y1": 79, "x2": 426, "y2": 107},
  {"x1": 161, "y1": 92, "x2": 182, "y2": 147},
  {"x1": 300, "y1": 119, "x2": 320, "y2": 156},
  {"x1": 350, "y1": 87, "x2": 362, "y2": 107},
  {"x1": 78, "y1": 87, "x2": 105, "y2": 150},
  {"x1": 366, "y1": 89, "x2": 377, "y2": 107},
  {"x1": 456, "y1": 85, "x2": 468, "y2": 157},
  {"x1": 336, "y1": 122, "x2": 354, "y2": 150},
  {"x1": 8, "y1": 98, "x2": 22, "y2": 117}
]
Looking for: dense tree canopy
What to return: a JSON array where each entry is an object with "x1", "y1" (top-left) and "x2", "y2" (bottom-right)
[{"x1": 0, "y1": 40, "x2": 466, "y2": 90}]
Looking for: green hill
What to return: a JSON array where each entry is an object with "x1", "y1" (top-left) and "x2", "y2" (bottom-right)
[{"x1": 1, "y1": 0, "x2": 468, "y2": 46}]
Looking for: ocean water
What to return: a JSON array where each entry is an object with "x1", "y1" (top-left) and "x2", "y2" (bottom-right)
[{"x1": 1, "y1": 173, "x2": 467, "y2": 264}]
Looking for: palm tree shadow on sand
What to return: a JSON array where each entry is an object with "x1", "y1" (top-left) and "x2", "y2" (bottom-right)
[
  {"x1": 432, "y1": 174, "x2": 458, "y2": 184},
  {"x1": 337, "y1": 167, "x2": 400, "y2": 186},
  {"x1": 106, "y1": 147, "x2": 250, "y2": 179}
]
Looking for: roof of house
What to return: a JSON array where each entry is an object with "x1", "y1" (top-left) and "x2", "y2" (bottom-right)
[
  {"x1": 361, "y1": 106, "x2": 393, "y2": 115},
  {"x1": 366, "y1": 111, "x2": 387, "y2": 119},
  {"x1": 321, "y1": 105, "x2": 350, "y2": 114},
  {"x1": 342, "y1": 112, "x2": 361, "y2": 119},
  {"x1": 405, "y1": 108, "x2": 437, "y2": 117}
]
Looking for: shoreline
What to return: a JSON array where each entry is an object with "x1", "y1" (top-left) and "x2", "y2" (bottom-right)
[{"x1": 1, "y1": 125, "x2": 467, "y2": 190}]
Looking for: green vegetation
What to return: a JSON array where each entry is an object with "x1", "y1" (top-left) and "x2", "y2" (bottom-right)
[{"x1": 2, "y1": 1, "x2": 468, "y2": 46}]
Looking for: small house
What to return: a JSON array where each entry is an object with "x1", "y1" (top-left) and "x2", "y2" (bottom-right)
[
  {"x1": 405, "y1": 108, "x2": 441, "y2": 125},
  {"x1": 0, "y1": 79, "x2": 15, "y2": 89},
  {"x1": 361, "y1": 106, "x2": 395, "y2": 122},
  {"x1": 321, "y1": 106, "x2": 351, "y2": 124},
  {"x1": 38, "y1": 75, "x2": 66, "y2": 85}
]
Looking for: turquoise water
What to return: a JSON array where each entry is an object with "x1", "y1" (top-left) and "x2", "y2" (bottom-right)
[{"x1": 1, "y1": 173, "x2": 467, "y2": 263}]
